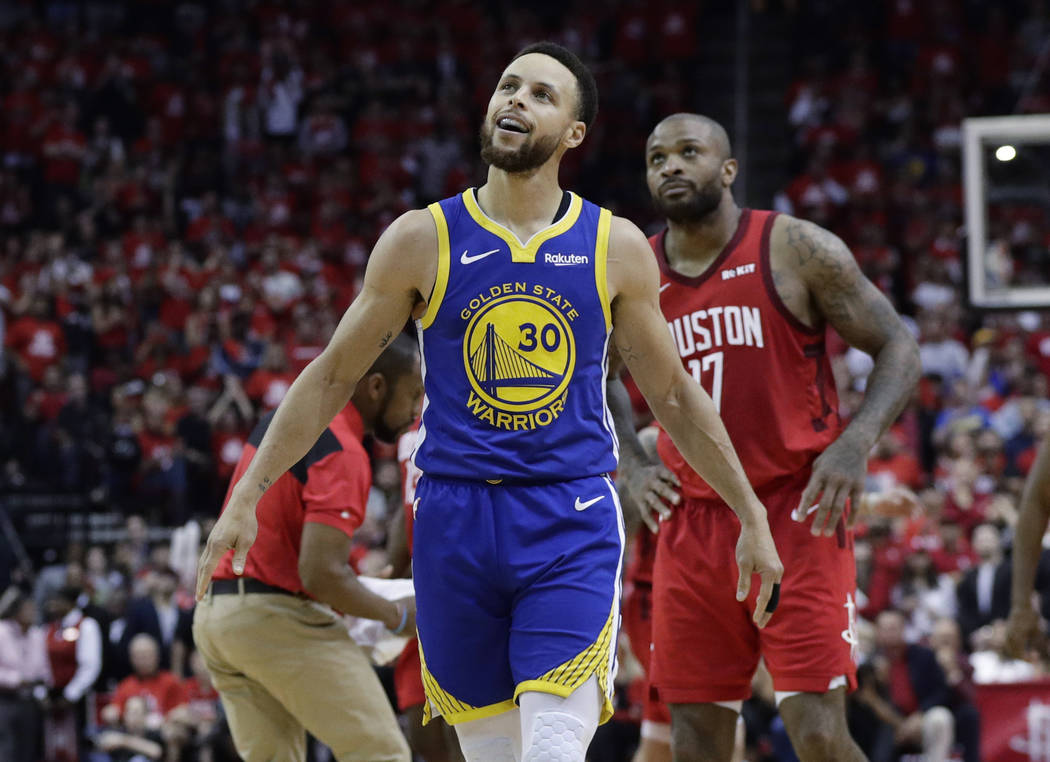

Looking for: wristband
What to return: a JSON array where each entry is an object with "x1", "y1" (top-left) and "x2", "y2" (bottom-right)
[{"x1": 390, "y1": 603, "x2": 409, "y2": 635}]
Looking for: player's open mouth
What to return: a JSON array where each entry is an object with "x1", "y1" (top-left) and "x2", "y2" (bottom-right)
[{"x1": 496, "y1": 115, "x2": 530, "y2": 134}]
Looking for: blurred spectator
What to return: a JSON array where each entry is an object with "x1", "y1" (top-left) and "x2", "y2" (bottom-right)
[
  {"x1": 85, "y1": 546, "x2": 124, "y2": 607},
  {"x1": 243, "y1": 343, "x2": 295, "y2": 413},
  {"x1": 852, "y1": 610, "x2": 954, "y2": 762},
  {"x1": 102, "y1": 634, "x2": 186, "y2": 731},
  {"x1": 166, "y1": 651, "x2": 223, "y2": 762},
  {"x1": 176, "y1": 387, "x2": 216, "y2": 508},
  {"x1": 90, "y1": 695, "x2": 164, "y2": 762},
  {"x1": 44, "y1": 585, "x2": 103, "y2": 760},
  {"x1": 868, "y1": 429, "x2": 924, "y2": 491},
  {"x1": 941, "y1": 457, "x2": 993, "y2": 537},
  {"x1": 0, "y1": 591, "x2": 48, "y2": 762},
  {"x1": 118, "y1": 568, "x2": 192, "y2": 680},
  {"x1": 258, "y1": 47, "x2": 303, "y2": 145},
  {"x1": 890, "y1": 548, "x2": 955, "y2": 642},
  {"x1": 913, "y1": 311, "x2": 965, "y2": 369},
  {"x1": 929, "y1": 618, "x2": 980, "y2": 762},
  {"x1": 956, "y1": 523, "x2": 1010, "y2": 645},
  {"x1": 5, "y1": 294, "x2": 66, "y2": 384}
]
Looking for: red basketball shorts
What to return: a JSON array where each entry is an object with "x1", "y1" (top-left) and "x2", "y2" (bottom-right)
[
  {"x1": 621, "y1": 577, "x2": 672, "y2": 725},
  {"x1": 650, "y1": 473, "x2": 858, "y2": 704},
  {"x1": 394, "y1": 636, "x2": 426, "y2": 711}
]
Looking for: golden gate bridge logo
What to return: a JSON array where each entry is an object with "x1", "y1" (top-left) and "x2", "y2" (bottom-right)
[
  {"x1": 469, "y1": 322, "x2": 560, "y2": 399},
  {"x1": 462, "y1": 294, "x2": 575, "y2": 426}
]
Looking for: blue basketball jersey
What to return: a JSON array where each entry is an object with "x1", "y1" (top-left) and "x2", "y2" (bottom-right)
[{"x1": 412, "y1": 188, "x2": 618, "y2": 482}]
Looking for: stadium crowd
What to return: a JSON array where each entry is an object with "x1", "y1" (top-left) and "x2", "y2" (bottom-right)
[{"x1": 1, "y1": 1, "x2": 1049, "y2": 760}]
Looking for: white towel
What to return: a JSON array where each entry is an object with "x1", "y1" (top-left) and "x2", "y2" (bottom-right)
[{"x1": 343, "y1": 577, "x2": 416, "y2": 665}]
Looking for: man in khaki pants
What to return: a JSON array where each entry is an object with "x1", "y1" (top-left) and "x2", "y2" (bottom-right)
[{"x1": 194, "y1": 336, "x2": 422, "y2": 761}]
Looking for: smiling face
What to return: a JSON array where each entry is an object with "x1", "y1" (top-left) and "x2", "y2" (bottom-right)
[
  {"x1": 646, "y1": 115, "x2": 737, "y2": 224},
  {"x1": 479, "y1": 53, "x2": 585, "y2": 174}
]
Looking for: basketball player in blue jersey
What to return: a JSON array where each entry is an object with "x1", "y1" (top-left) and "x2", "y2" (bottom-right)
[{"x1": 196, "y1": 42, "x2": 783, "y2": 762}]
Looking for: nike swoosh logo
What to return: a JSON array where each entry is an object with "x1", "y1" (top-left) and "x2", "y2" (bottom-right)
[
  {"x1": 574, "y1": 495, "x2": 605, "y2": 511},
  {"x1": 461, "y1": 248, "x2": 500, "y2": 265},
  {"x1": 659, "y1": 282, "x2": 671, "y2": 293}
]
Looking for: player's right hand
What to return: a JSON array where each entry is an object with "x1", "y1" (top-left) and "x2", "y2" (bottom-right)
[
  {"x1": 195, "y1": 489, "x2": 260, "y2": 601},
  {"x1": 622, "y1": 463, "x2": 680, "y2": 533},
  {"x1": 735, "y1": 518, "x2": 784, "y2": 629},
  {"x1": 1003, "y1": 602, "x2": 1043, "y2": 660}
]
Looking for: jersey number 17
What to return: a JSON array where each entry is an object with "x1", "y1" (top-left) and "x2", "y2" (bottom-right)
[{"x1": 686, "y1": 351, "x2": 723, "y2": 413}]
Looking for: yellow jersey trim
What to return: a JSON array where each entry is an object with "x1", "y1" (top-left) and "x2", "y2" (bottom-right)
[
  {"x1": 594, "y1": 208, "x2": 613, "y2": 331},
  {"x1": 512, "y1": 599, "x2": 618, "y2": 725},
  {"x1": 420, "y1": 203, "x2": 450, "y2": 329},
  {"x1": 461, "y1": 189, "x2": 583, "y2": 263}
]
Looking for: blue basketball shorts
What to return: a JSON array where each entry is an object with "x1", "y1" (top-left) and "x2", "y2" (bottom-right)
[{"x1": 412, "y1": 473, "x2": 624, "y2": 726}]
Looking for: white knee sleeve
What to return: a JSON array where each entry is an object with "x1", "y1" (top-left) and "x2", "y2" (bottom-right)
[
  {"x1": 520, "y1": 675, "x2": 601, "y2": 762},
  {"x1": 455, "y1": 708, "x2": 522, "y2": 762},
  {"x1": 522, "y1": 711, "x2": 587, "y2": 761}
]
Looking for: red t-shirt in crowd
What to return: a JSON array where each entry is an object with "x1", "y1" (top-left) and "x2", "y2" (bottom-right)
[
  {"x1": 212, "y1": 402, "x2": 371, "y2": 594},
  {"x1": 111, "y1": 671, "x2": 187, "y2": 716},
  {"x1": 5, "y1": 316, "x2": 66, "y2": 381}
]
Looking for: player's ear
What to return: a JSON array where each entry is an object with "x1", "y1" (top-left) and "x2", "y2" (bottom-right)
[
  {"x1": 722, "y1": 158, "x2": 739, "y2": 187},
  {"x1": 365, "y1": 372, "x2": 387, "y2": 403},
  {"x1": 563, "y1": 120, "x2": 586, "y2": 149}
]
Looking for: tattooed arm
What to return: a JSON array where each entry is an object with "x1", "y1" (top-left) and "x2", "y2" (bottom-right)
[
  {"x1": 772, "y1": 215, "x2": 920, "y2": 536},
  {"x1": 196, "y1": 208, "x2": 436, "y2": 597}
]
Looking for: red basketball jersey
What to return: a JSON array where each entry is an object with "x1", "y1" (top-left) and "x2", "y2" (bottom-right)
[{"x1": 652, "y1": 209, "x2": 842, "y2": 506}]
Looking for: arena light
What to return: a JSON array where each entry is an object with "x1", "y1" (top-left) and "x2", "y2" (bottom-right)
[{"x1": 994, "y1": 144, "x2": 1017, "y2": 161}]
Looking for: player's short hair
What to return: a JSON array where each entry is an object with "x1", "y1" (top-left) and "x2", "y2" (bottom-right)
[
  {"x1": 512, "y1": 42, "x2": 598, "y2": 129},
  {"x1": 368, "y1": 332, "x2": 419, "y2": 384}
]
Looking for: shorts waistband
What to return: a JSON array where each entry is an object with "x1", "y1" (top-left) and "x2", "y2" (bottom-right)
[{"x1": 424, "y1": 472, "x2": 610, "y2": 487}]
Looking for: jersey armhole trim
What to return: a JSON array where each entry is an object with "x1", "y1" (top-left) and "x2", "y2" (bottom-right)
[
  {"x1": 420, "y1": 202, "x2": 450, "y2": 329},
  {"x1": 595, "y1": 208, "x2": 613, "y2": 331},
  {"x1": 760, "y1": 212, "x2": 823, "y2": 336}
]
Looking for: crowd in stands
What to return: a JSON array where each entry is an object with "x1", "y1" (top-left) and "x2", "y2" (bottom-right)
[{"x1": 1, "y1": 1, "x2": 1049, "y2": 760}]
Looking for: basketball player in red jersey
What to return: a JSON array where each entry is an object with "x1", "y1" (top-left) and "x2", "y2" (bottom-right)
[{"x1": 613, "y1": 113, "x2": 920, "y2": 762}]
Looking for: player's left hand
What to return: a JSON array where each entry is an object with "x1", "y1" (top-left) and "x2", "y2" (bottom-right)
[
  {"x1": 794, "y1": 431, "x2": 868, "y2": 537},
  {"x1": 735, "y1": 518, "x2": 784, "y2": 628}
]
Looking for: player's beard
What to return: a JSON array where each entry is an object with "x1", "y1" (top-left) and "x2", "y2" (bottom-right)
[
  {"x1": 372, "y1": 389, "x2": 405, "y2": 445},
  {"x1": 479, "y1": 121, "x2": 560, "y2": 173},
  {"x1": 652, "y1": 177, "x2": 725, "y2": 224}
]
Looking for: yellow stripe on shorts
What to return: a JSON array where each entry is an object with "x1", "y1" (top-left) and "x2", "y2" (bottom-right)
[
  {"x1": 513, "y1": 600, "x2": 618, "y2": 724},
  {"x1": 418, "y1": 638, "x2": 515, "y2": 726}
]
